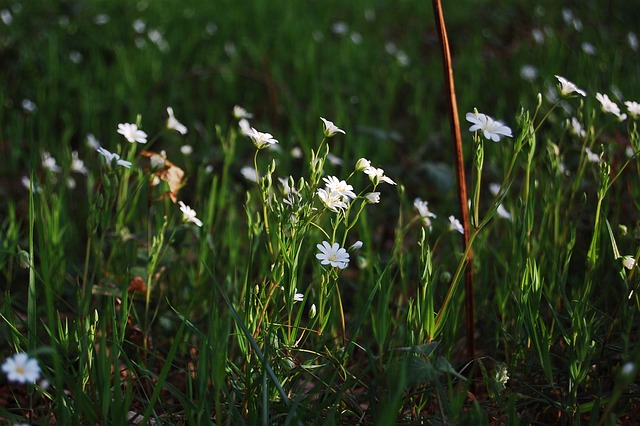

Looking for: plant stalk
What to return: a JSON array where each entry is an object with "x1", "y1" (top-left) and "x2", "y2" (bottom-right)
[{"x1": 431, "y1": 0, "x2": 475, "y2": 358}]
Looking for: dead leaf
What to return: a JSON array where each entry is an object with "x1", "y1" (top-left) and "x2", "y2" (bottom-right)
[{"x1": 140, "y1": 150, "x2": 186, "y2": 203}]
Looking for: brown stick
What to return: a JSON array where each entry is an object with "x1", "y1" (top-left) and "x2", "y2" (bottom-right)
[{"x1": 431, "y1": 0, "x2": 475, "y2": 358}]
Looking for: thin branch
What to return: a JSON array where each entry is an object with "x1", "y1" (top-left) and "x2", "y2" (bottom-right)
[{"x1": 431, "y1": 0, "x2": 475, "y2": 358}]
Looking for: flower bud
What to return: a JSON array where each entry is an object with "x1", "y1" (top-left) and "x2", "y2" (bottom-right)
[
  {"x1": 365, "y1": 192, "x2": 380, "y2": 204},
  {"x1": 349, "y1": 241, "x2": 363, "y2": 251},
  {"x1": 355, "y1": 158, "x2": 370, "y2": 171}
]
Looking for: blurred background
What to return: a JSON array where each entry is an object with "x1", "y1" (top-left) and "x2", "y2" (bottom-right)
[{"x1": 2, "y1": 0, "x2": 638, "y2": 209}]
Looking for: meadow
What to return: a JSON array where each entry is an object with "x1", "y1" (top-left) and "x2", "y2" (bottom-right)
[{"x1": 1, "y1": 0, "x2": 640, "y2": 424}]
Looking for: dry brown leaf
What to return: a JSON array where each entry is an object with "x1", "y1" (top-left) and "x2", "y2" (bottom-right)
[{"x1": 140, "y1": 150, "x2": 186, "y2": 203}]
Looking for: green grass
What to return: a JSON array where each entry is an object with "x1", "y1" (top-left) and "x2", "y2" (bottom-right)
[{"x1": 1, "y1": 0, "x2": 640, "y2": 424}]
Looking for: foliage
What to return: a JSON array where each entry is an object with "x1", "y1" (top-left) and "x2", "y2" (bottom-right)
[{"x1": 1, "y1": 0, "x2": 640, "y2": 424}]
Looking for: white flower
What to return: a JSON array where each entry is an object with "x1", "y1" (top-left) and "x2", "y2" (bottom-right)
[
  {"x1": 41, "y1": 151, "x2": 61, "y2": 173},
  {"x1": 291, "y1": 146, "x2": 303, "y2": 159},
  {"x1": 622, "y1": 255, "x2": 637, "y2": 270},
  {"x1": 117, "y1": 122, "x2": 148, "y2": 144},
  {"x1": 531, "y1": 28, "x2": 545, "y2": 44},
  {"x1": 596, "y1": 93, "x2": 625, "y2": 120},
  {"x1": 1, "y1": 9, "x2": 13, "y2": 25},
  {"x1": 494, "y1": 362, "x2": 510, "y2": 387},
  {"x1": 86, "y1": 133, "x2": 101, "y2": 149},
  {"x1": 317, "y1": 176, "x2": 357, "y2": 212},
  {"x1": 414, "y1": 198, "x2": 437, "y2": 228},
  {"x1": 69, "y1": 50, "x2": 83, "y2": 64},
  {"x1": 331, "y1": 22, "x2": 349, "y2": 36},
  {"x1": 568, "y1": 117, "x2": 586, "y2": 138},
  {"x1": 278, "y1": 176, "x2": 294, "y2": 195},
  {"x1": 395, "y1": 50, "x2": 410, "y2": 67},
  {"x1": 581, "y1": 42, "x2": 596, "y2": 55},
  {"x1": 293, "y1": 289, "x2": 304, "y2": 303},
  {"x1": 585, "y1": 147, "x2": 601, "y2": 163},
  {"x1": 97, "y1": 147, "x2": 132, "y2": 169},
  {"x1": 148, "y1": 29, "x2": 169, "y2": 52},
  {"x1": 496, "y1": 204, "x2": 512, "y2": 221},
  {"x1": 365, "y1": 192, "x2": 380, "y2": 204},
  {"x1": 94, "y1": 13, "x2": 110, "y2": 25},
  {"x1": 620, "y1": 362, "x2": 637, "y2": 379},
  {"x1": 488, "y1": 183, "x2": 501, "y2": 196},
  {"x1": 233, "y1": 105, "x2": 253, "y2": 120},
  {"x1": 132, "y1": 18, "x2": 146, "y2": 33},
  {"x1": 279, "y1": 176, "x2": 303, "y2": 206},
  {"x1": 180, "y1": 144, "x2": 193, "y2": 155},
  {"x1": 22, "y1": 98, "x2": 37, "y2": 113},
  {"x1": 625, "y1": 101, "x2": 640, "y2": 118},
  {"x1": 179, "y1": 201, "x2": 203, "y2": 227},
  {"x1": 326, "y1": 153, "x2": 343, "y2": 166},
  {"x1": 238, "y1": 118, "x2": 252, "y2": 136},
  {"x1": 240, "y1": 166, "x2": 259, "y2": 183},
  {"x1": 555, "y1": 75, "x2": 586, "y2": 97},
  {"x1": 626, "y1": 146, "x2": 635, "y2": 159},
  {"x1": 466, "y1": 111, "x2": 512, "y2": 142},
  {"x1": 2, "y1": 353, "x2": 41, "y2": 384},
  {"x1": 309, "y1": 304, "x2": 317, "y2": 318},
  {"x1": 363, "y1": 166, "x2": 396, "y2": 185},
  {"x1": 520, "y1": 64, "x2": 538, "y2": 82},
  {"x1": 22, "y1": 176, "x2": 42, "y2": 193},
  {"x1": 66, "y1": 176, "x2": 76, "y2": 189},
  {"x1": 448, "y1": 215, "x2": 464, "y2": 234},
  {"x1": 149, "y1": 150, "x2": 167, "y2": 169},
  {"x1": 316, "y1": 241, "x2": 350, "y2": 269},
  {"x1": 317, "y1": 188, "x2": 348, "y2": 212},
  {"x1": 320, "y1": 117, "x2": 346, "y2": 137},
  {"x1": 71, "y1": 151, "x2": 88, "y2": 175},
  {"x1": 166, "y1": 107, "x2": 188, "y2": 135},
  {"x1": 355, "y1": 158, "x2": 371, "y2": 171},
  {"x1": 628, "y1": 32, "x2": 639, "y2": 52},
  {"x1": 322, "y1": 176, "x2": 356, "y2": 201},
  {"x1": 247, "y1": 127, "x2": 278, "y2": 149},
  {"x1": 349, "y1": 241, "x2": 363, "y2": 251}
]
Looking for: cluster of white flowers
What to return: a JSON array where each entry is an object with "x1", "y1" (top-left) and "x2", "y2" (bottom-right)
[
  {"x1": 355, "y1": 158, "x2": 396, "y2": 185},
  {"x1": 554, "y1": 75, "x2": 640, "y2": 124},
  {"x1": 317, "y1": 176, "x2": 356, "y2": 212}
]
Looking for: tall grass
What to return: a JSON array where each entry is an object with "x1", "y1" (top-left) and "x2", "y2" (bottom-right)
[{"x1": 1, "y1": 0, "x2": 640, "y2": 424}]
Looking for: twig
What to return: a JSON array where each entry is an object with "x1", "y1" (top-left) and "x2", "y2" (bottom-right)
[{"x1": 431, "y1": 0, "x2": 475, "y2": 358}]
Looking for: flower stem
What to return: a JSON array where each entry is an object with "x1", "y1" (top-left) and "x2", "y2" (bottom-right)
[{"x1": 254, "y1": 150, "x2": 274, "y2": 257}]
